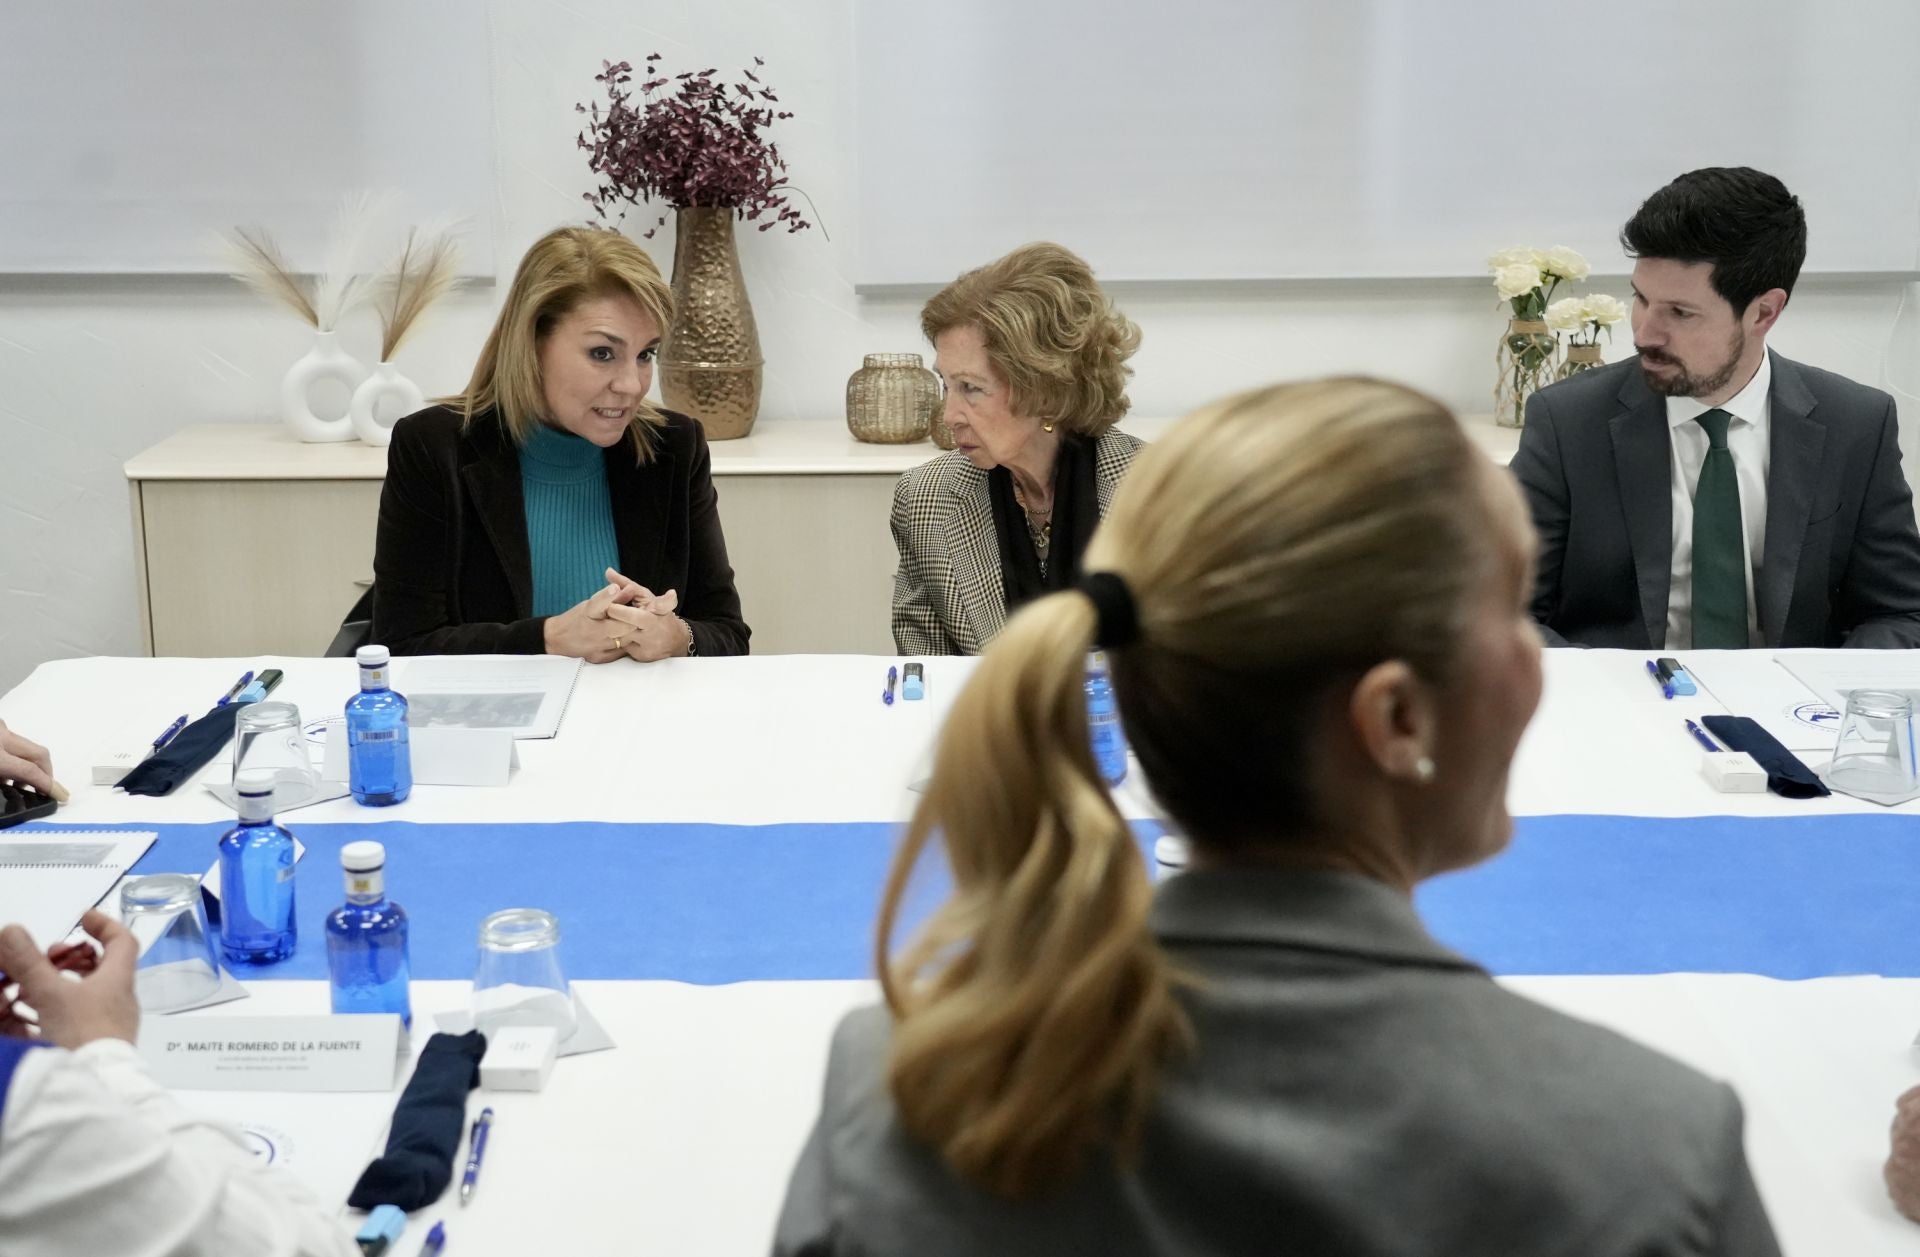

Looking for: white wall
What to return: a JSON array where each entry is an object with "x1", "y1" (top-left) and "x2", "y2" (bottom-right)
[{"x1": 3, "y1": 0, "x2": 1917, "y2": 694}]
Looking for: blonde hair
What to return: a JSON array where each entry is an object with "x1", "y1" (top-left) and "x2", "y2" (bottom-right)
[
  {"x1": 878, "y1": 377, "x2": 1508, "y2": 1198},
  {"x1": 920, "y1": 242, "x2": 1140, "y2": 436},
  {"x1": 451, "y1": 226, "x2": 675, "y2": 462}
]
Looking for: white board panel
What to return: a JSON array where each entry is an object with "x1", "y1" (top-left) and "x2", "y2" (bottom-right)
[
  {"x1": 0, "y1": 1, "x2": 497, "y2": 274},
  {"x1": 854, "y1": 0, "x2": 1920, "y2": 285}
]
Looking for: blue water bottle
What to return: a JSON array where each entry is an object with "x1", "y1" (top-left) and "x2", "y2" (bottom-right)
[
  {"x1": 1086, "y1": 651, "x2": 1129, "y2": 786},
  {"x1": 218, "y1": 770, "x2": 297, "y2": 964},
  {"x1": 347, "y1": 645, "x2": 411, "y2": 806},
  {"x1": 325, "y1": 841, "x2": 412, "y2": 1027}
]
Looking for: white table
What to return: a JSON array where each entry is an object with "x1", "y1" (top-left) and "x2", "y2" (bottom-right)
[{"x1": 4, "y1": 649, "x2": 1917, "y2": 1254}]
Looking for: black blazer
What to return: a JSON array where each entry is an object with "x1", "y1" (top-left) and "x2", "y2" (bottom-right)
[
  {"x1": 1512, "y1": 352, "x2": 1920, "y2": 649},
  {"x1": 370, "y1": 405, "x2": 749, "y2": 657}
]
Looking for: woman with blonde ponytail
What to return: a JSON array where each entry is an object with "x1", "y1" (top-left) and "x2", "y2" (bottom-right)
[{"x1": 777, "y1": 379, "x2": 1778, "y2": 1256}]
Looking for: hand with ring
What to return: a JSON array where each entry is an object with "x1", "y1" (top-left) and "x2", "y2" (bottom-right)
[
  {"x1": 606, "y1": 587, "x2": 691, "y2": 662},
  {"x1": 542, "y1": 575, "x2": 641, "y2": 664}
]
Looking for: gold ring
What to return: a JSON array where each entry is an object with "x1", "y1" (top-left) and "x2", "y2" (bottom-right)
[{"x1": 611, "y1": 635, "x2": 625, "y2": 650}]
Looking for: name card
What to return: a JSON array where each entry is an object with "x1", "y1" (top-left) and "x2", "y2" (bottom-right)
[
  {"x1": 138, "y1": 1014, "x2": 401, "y2": 1092},
  {"x1": 322, "y1": 725, "x2": 518, "y2": 786}
]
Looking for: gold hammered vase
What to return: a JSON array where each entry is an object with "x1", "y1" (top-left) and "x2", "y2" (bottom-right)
[{"x1": 660, "y1": 207, "x2": 764, "y2": 440}]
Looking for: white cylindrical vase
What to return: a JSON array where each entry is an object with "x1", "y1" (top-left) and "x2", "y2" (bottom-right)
[
  {"x1": 280, "y1": 331, "x2": 366, "y2": 443},
  {"x1": 350, "y1": 361, "x2": 425, "y2": 448}
]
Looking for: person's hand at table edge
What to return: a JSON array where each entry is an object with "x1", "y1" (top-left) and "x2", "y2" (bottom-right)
[
  {"x1": 0, "y1": 718, "x2": 67, "y2": 803},
  {"x1": 0, "y1": 910, "x2": 140, "y2": 1049}
]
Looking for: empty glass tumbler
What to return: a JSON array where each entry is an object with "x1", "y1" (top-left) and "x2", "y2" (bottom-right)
[
  {"x1": 1827, "y1": 689, "x2": 1920, "y2": 796},
  {"x1": 233, "y1": 701, "x2": 320, "y2": 807},
  {"x1": 121, "y1": 873, "x2": 223, "y2": 1012},
  {"x1": 472, "y1": 908, "x2": 575, "y2": 1038}
]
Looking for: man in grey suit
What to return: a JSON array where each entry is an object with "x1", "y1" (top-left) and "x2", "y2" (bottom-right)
[{"x1": 1513, "y1": 167, "x2": 1920, "y2": 649}]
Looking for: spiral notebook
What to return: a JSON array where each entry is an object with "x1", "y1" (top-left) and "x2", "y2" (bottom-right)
[
  {"x1": 396, "y1": 655, "x2": 584, "y2": 740},
  {"x1": 0, "y1": 831, "x2": 156, "y2": 947}
]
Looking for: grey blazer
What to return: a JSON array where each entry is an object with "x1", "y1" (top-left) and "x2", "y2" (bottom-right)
[
  {"x1": 889, "y1": 430, "x2": 1145, "y2": 655},
  {"x1": 1512, "y1": 351, "x2": 1920, "y2": 649},
  {"x1": 774, "y1": 869, "x2": 1778, "y2": 1257}
]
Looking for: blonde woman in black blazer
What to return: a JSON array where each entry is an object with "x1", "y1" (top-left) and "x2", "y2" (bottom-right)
[
  {"x1": 372, "y1": 227, "x2": 748, "y2": 660},
  {"x1": 890, "y1": 243, "x2": 1143, "y2": 655}
]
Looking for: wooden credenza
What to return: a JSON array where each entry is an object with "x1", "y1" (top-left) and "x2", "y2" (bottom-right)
[{"x1": 125, "y1": 416, "x2": 1517, "y2": 657}]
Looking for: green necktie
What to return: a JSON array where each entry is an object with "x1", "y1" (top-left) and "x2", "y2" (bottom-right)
[{"x1": 1691, "y1": 408, "x2": 1747, "y2": 649}]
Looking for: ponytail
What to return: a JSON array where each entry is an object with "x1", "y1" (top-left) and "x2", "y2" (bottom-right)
[{"x1": 877, "y1": 591, "x2": 1190, "y2": 1199}]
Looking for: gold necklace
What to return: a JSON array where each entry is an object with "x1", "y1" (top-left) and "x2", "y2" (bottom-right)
[{"x1": 1013, "y1": 482, "x2": 1053, "y2": 556}]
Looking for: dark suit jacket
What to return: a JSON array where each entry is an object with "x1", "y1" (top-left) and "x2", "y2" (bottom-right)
[
  {"x1": 1512, "y1": 352, "x2": 1920, "y2": 649},
  {"x1": 775, "y1": 868, "x2": 1778, "y2": 1256},
  {"x1": 371, "y1": 405, "x2": 749, "y2": 657},
  {"x1": 890, "y1": 430, "x2": 1144, "y2": 655}
]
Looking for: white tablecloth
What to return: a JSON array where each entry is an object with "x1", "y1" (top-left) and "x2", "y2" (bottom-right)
[{"x1": 4, "y1": 648, "x2": 1917, "y2": 1254}]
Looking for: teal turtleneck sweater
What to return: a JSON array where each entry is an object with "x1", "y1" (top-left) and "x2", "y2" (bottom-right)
[{"x1": 519, "y1": 424, "x2": 620, "y2": 617}]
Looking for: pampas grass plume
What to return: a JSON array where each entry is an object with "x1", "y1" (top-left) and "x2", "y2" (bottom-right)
[{"x1": 376, "y1": 221, "x2": 464, "y2": 362}]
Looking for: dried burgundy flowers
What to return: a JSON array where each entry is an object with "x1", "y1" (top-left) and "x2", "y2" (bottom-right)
[{"x1": 576, "y1": 54, "x2": 811, "y2": 237}]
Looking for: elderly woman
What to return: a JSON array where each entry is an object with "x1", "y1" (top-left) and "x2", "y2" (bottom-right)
[
  {"x1": 372, "y1": 226, "x2": 749, "y2": 660},
  {"x1": 890, "y1": 242, "x2": 1143, "y2": 655},
  {"x1": 779, "y1": 379, "x2": 1779, "y2": 1255}
]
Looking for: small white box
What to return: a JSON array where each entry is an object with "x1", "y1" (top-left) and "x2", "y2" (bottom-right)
[
  {"x1": 480, "y1": 1024, "x2": 558, "y2": 1092},
  {"x1": 1700, "y1": 750, "x2": 1769, "y2": 793},
  {"x1": 92, "y1": 741, "x2": 150, "y2": 786}
]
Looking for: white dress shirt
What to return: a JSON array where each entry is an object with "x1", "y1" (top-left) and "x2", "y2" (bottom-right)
[
  {"x1": 1665, "y1": 351, "x2": 1772, "y2": 649},
  {"x1": 0, "y1": 1038, "x2": 357, "y2": 1257}
]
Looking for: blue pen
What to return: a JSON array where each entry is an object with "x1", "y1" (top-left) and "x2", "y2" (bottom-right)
[
  {"x1": 1685, "y1": 719, "x2": 1720, "y2": 752},
  {"x1": 883, "y1": 665, "x2": 897, "y2": 706},
  {"x1": 1643, "y1": 659, "x2": 1674, "y2": 700},
  {"x1": 148, "y1": 714, "x2": 189, "y2": 756},
  {"x1": 416, "y1": 1222, "x2": 446, "y2": 1257},
  {"x1": 459, "y1": 1107, "x2": 493, "y2": 1206},
  {"x1": 215, "y1": 670, "x2": 255, "y2": 707}
]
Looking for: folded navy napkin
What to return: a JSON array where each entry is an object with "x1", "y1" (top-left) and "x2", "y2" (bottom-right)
[
  {"x1": 1701, "y1": 715, "x2": 1831, "y2": 799},
  {"x1": 348, "y1": 1031, "x2": 487, "y2": 1211},
  {"x1": 115, "y1": 705, "x2": 243, "y2": 797}
]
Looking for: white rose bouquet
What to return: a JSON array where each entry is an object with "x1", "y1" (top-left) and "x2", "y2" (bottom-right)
[
  {"x1": 1488, "y1": 244, "x2": 1588, "y2": 321},
  {"x1": 1546, "y1": 293, "x2": 1627, "y2": 380},
  {"x1": 1548, "y1": 292, "x2": 1626, "y2": 346},
  {"x1": 1489, "y1": 244, "x2": 1590, "y2": 424}
]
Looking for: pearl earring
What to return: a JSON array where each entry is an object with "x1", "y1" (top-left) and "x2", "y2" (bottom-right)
[
  {"x1": 1415, "y1": 757, "x2": 1436, "y2": 784},
  {"x1": 1042, "y1": 421, "x2": 1055, "y2": 433}
]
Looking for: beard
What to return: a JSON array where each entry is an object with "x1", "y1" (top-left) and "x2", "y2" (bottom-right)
[{"x1": 1637, "y1": 327, "x2": 1747, "y2": 398}]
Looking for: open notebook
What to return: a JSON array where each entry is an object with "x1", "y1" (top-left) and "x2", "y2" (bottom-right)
[
  {"x1": 396, "y1": 655, "x2": 583, "y2": 740},
  {"x1": 0, "y1": 831, "x2": 156, "y2": 946}
]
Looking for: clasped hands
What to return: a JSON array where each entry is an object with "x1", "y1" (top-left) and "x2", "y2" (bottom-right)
[{"x1": 543, "y1": 566, "x2": 691, "y2": 664}]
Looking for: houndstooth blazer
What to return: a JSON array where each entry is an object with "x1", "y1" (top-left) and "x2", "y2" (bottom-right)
[{"x1": 890, "y1": 429, "x2": 1146, "y2": 655}]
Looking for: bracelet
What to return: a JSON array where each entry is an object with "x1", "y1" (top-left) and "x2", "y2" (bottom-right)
[{"x1": 681, "y1": 617, "x2": 697, "y2": 658}]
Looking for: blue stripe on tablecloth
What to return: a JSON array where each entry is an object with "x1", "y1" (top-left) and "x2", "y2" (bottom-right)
[{"x1": 13, "y1": 813, "x2": 1919, "y2": 983}]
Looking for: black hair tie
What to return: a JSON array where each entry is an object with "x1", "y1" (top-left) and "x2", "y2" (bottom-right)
[{"x1": 1078, "y1": 571, "x2": 1140, "y2": 649}]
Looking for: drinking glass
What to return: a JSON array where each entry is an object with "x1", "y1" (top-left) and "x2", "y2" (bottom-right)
[
  {"x1": 121, "y1": 873, "x2": 223, "y2": 1012},
  {"x1": 1827, "y1": 689, "x2": 1919, "y2": 797},
  {"x1": 472, "y1": 908, "x2": 575, "y2": 1038},
  {"x1": 233, "y1": 701, "x2": 319, "y2": 807}
]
